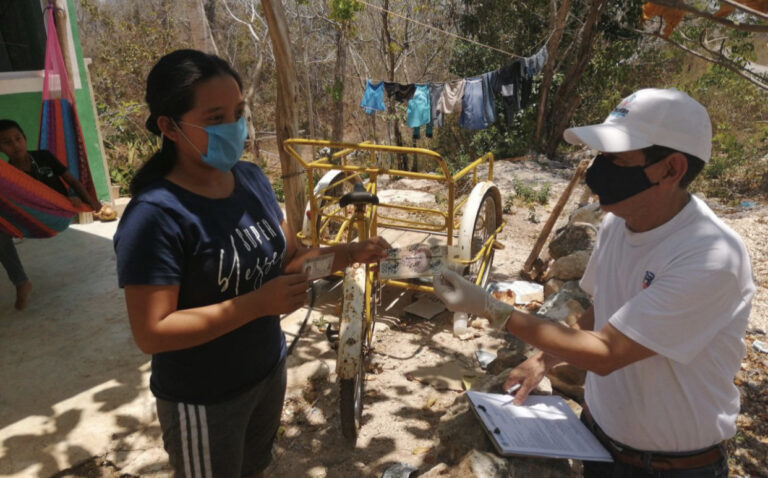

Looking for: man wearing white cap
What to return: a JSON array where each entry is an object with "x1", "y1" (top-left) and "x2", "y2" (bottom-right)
[{"x1": 434, "y1": 88, "x2": 754, "y2": 477}]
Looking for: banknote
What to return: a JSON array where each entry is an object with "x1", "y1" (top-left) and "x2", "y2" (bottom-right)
[
  {"x1": 379, "y1": 244, "x2": 459, "y2": 279},
  {"x1": 303, "y1": 253, "x2": 335, "y2": 280}
]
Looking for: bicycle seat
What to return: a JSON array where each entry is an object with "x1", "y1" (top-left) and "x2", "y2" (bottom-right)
[{"x1": 339, "y1": 182, "x2": 379, "y2": 207}]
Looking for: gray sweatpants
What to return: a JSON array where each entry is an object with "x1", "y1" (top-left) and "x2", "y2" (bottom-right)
[{"x1": 156, "y1": 357, "x2": 287, "y2": 478}]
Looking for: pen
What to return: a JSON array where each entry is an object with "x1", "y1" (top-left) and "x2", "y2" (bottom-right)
[{"x1": 505, "y1": 383, "x2": 521, "y2": 395}]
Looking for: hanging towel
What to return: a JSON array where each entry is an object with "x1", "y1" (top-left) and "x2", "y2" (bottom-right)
[
  {"x1": 406, "y1": 84, "x2": 431, "y2": 128},
  {"x1": 360, "y1": 79, "x2": 386, "y2": 114},
  {"x1": 437, "y1": 79, "x2": 465, "y2": 116},
  {"x1": 384, "y1": 82, "x2": 416, "y2": 103},
  {"x1": 459, "y1": 77, "x2": 487, "y2": 130},
  {"x1": 429, "y1": 83, "x2": 445, "y2": 127}
]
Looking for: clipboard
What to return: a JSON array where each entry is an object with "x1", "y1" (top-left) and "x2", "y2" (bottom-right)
[{"x1": 466, "y1": 391, "x2": 613, "y2": 462}]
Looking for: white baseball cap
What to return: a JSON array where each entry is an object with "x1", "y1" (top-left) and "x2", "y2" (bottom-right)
[{"x1": 563, "y1": 88, "x2": 712, "y2": 163}]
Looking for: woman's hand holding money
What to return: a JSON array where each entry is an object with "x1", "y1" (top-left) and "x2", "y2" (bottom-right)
[
  {"x1": 347, "y1": 236, "x2": 390, "y2": 264},
  {"x1": 433, "y1": 269, "x2": 515, "y2": 329}
]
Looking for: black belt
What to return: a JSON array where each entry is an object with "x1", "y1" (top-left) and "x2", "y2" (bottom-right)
[{"x1": 582, "y1": 404, "x2": 725, "y2": 471}]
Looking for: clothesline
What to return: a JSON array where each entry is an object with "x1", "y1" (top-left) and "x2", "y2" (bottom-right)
[
  {"x1": 359, "y1": 45, "x2": 548, "y2": 137},
  {"x1": 357, "y1": 0, "x2": 523, "y2": 59}
]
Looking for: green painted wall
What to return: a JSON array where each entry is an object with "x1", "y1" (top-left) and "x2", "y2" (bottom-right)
[
  {"x1": 0, "y1": 92, "x2": 43, "y2": 151},
  {"x1": 0, "y1": 0, "x2": 109, "y2": 201},
  {"x1": 66, "y1": 0, "x2": 109, "y2": 201}
]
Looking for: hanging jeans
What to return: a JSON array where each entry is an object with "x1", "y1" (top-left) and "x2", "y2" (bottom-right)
[{"x1": 0, "y1": 232, "x2": 28, "y2": 286}]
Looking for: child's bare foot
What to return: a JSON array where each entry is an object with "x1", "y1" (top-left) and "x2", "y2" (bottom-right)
[{"x1": 15, "y1": 281, "x2": 32, "y2": 310}]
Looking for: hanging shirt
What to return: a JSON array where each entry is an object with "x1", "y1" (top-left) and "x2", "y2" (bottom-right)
[
  {"x1": 436, "y1": 79, "x2": 465, "y2": 116},
  {"x1": 114, "y1": 162, "x2": 287, "y2": 405},
  {"x1": 23, "y1": 150, "x2": 68, "y2": 196},
  {"x1": 498, "y1": 60, "x2": 523, "y2": 124},
  {"x1": 429, "y1": 83, "x2": 445, "y2": 128},
  {"x1": 384, "y1": 82, "x2": 416, "y2": 103},
  {"x1": 360, "y1": 79, "x2": 386, "y2": 114},
  {"x1": 406, "y1": 84, "x2": 431, "y2": 128}
]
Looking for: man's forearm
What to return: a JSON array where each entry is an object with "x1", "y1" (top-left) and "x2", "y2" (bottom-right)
[
  {"x1": 502, "y1": 305, "x2": 620, "y2": 375},
  {"x1": 526, "y1": 306, "x2": 595, "y2": 372}
]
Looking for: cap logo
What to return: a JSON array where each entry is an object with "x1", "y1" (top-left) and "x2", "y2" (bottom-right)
[{"x1": 609, "y1": 94, "x2": 637, "y2": 118}]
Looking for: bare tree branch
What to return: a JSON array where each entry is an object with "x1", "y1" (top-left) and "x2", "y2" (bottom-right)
[
  {"x1": 648, "y1": 0, "x2": 768, "y2": 33},
  {"x1": 629, "y1": 26, "x2": 768, "y2": 90},
  {"x1": 719, "y1": 0, "x2": 768, "y2": 21}
]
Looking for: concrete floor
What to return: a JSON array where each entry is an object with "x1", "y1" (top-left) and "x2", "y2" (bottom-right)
[
  {"x1": 0, "y1": 221, "x2": 164, "y2": 477},
  {"x1": 0, "y1": 218, "x2": 430, "y2": 477}
]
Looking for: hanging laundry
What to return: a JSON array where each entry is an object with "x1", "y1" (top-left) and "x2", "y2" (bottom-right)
[
  {"x1": 384, "y1": 82, "x2": 416, "y2": 103},
  {"x1": 436, "y1": 79, "x2": 465, "y2": 117},
  {"x1": 480, "y1": 70, "x2": 498, "y2": 125},
  {"x1": 407, "y1": 84, "x2": 431, "y2": 140},
  {"x1": 523, "y1": 46, "x2": 547, "y2": 78},
  {"x1": 459, "y1": 77, "x2": 488, "y2": 130},
  {"x1": 498, "y1": 60, "x2": 523, "y2": 124},
  {"x1": 407, "y1": 84, "x2": 431, "y2": 128},
  {"x1": 429, "y1": 83, "x2": 445, "y2": 128},
  {"x1": 412, "y1": 122, "x2": 433, "y2": 140},
  {"x1": 360, "y1": 79, "x2": 386, "y2": 114}
]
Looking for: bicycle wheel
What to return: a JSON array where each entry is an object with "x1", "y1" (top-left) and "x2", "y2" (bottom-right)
[
  {"x1": 458, "y1": 183, "x2": 502, "y2": 288},
  {"x1": 337, "y1": 263, "x2": 368, "y2": 444}
]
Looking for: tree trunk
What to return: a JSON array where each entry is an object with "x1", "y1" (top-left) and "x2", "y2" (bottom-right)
[
  {"x1": 187, "y1": 0, "x2": 218, "y2": 54},
  {"x1": 543, "y1": 0, "x2": 607, "y2": 156},
  {"x1": 381, "y1": 0, "x2": 405, "y2": 167},
  {"x1": 261, "y1": 0, "x2": 305, "y2": 235},
  {"x1": 331, "y1": 27, "x2": 348, "y2": 143},
  {"x1": 299, "y1": 20, "x2": 316, "y2": 140},
  {"x1": 534, "y1": 0, "x2": 570, "y2": 148}
]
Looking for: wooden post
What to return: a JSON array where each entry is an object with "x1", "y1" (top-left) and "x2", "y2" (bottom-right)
[
  {"x1": 261, "y1": 0, "x2": 305, "y2": 235},
  {"x1": 52, "y1": 0, "x2": 74, "y2": 95},
  {"x1": 522, "y1": 159, "x2": 590, "y2": 277}
]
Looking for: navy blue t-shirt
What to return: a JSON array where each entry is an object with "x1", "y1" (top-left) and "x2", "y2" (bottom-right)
[{"x1": 114, "y1": 162, "x2": 287, "y2": 404}]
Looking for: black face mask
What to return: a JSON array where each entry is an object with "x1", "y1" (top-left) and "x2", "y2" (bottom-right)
[{"x1": 585, "y1": 154, "x2": 659, "y2": 205}]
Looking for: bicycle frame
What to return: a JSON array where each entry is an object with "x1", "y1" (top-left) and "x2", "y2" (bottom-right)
[{"x1": 283, "y1": 139, "x2": 503, "y2": 289}]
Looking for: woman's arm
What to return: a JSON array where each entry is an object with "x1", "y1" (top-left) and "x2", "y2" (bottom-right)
[
  {"x1": 279, "y1": 220, "x2": 389, "y2": 274},
  {"x1": 125, "y1": 272, "x2": 308, "y2": 354}
]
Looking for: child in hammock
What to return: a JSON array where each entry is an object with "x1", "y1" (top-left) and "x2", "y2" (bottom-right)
[{"x1": 0, "y1": 118, "x2": 106, "y2": 310}]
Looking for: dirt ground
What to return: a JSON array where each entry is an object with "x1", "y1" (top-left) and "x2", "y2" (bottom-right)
[{"x1": 2, "y1": 156, "x2": 766, "y2": 477}]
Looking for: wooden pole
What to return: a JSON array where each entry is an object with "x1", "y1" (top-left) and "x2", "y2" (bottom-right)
[
  {"x1": 261, "y1": 0, "x2": 305, "y2": 235},
  {"x1": 522, "y1": 159, "x2": 590, "y2": 277},
  {"x1": 52, "y1": 0, "x2": 75, "y2": 95}
]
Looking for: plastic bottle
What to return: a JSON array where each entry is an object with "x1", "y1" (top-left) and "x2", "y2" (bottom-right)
[{"x1": 453, "y1": 311, "x2": 469, "y2": 337}]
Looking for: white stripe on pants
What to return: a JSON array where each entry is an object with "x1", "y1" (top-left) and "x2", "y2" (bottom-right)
[{"x1": 178, "y1": 403, "x2": 213, "y2": 477}]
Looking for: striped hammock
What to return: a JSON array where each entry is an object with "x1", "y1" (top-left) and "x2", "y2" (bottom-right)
[{"x1": 0, "y1": 6, "x2": 96, "y2": 238}]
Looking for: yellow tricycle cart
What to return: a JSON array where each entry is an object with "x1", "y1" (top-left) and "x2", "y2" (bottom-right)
[{"x1": 283, "y1": 139, "x2": 504, "y2": 444}]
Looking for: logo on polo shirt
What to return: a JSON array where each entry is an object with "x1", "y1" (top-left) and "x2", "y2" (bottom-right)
[
  {"x1": 610, "y1": 93, "x2": 637, "y2": 118},
  {"x1": 642, "y1": 270, "x2": 655, "y2": 289}
]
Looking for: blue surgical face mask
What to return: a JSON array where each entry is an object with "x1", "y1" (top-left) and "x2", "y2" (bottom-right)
[{"x1": 175, "y1": 116, "x2": 248, "y2": 171}]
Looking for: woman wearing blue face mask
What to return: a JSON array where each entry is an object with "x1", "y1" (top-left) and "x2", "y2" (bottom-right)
[{"x1": 114, "y1": 50, "x2": 388, "y2": 478}]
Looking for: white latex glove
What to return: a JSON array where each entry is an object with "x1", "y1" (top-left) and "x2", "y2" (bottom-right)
[{"x1": 433, "y1": 269, "x2": 515, "y2": 328}]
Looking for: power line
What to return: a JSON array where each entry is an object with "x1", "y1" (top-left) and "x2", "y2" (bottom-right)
[{"x1": 356, "y1": 0, "x2": 522, "y2": 59}]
